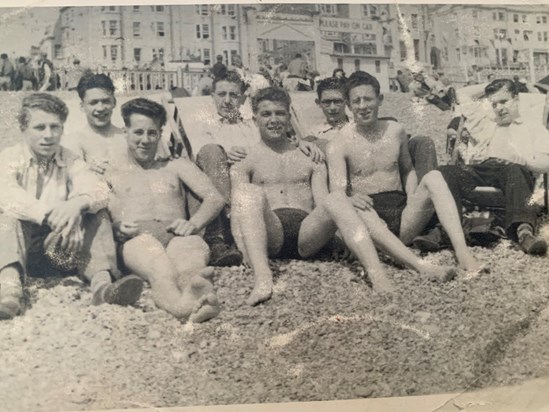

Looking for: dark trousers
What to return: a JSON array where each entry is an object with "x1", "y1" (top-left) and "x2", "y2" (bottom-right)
[{"x1": 439, "y1": 159, "x2": 537, "y2": 240}]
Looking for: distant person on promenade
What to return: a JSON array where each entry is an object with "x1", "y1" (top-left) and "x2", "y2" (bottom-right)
[
  {"x1": 212, "y1": 55, "x2": 227, "y2": 79},
  {"x1": 0, "y1": 53, "x2": 14, "y2": 91}
]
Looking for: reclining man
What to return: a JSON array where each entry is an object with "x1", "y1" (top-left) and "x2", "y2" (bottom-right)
[
  {"x1": 232, "y1": 87, "x2": 404, "y2": 306},
  {"x1": 108, "y1": 98, "x2": 223, "y2": 322},
  {"x1": 0, "y1": 93, "x2": 143, "y2": 319},
  {"x1": 438, "y1": 79, "x2": 549, "y2": 255},
  {"x1": 190, "y1": 71, "x2": 323, "y2": 267},
  {"x1": 326, "y1": 71, "x2": 481, "y2": 280},
  {"x1": 306, "y1": 76, "x2": 438, "y2": 182}
]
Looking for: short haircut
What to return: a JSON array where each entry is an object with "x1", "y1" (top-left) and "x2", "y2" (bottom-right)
[
  {"x1": 0, "y1": 53, "x2": 7, "y2": 59},
  {"x1": 76, "y1": 73, "x2": 115, "y2": 100},
  {"x1": 332, "y1": 68, "x2": 345, "y2": 77},
  {"x1": 18, "y1": 93, "x2": 69, "y2": 130},
  {"x1": 317, "y1": 77, "x2": 347, "y2": 100},
  {"x1": 484, "y1": 79, "x2": 518, "y2": 98},
  {"x1": 345, "y1": 71, "x2": 381, "y2": 99},
  {"x1": 212, "y1": 70, "x2": 246, "y2": 94},
  {"x1": 251, "y1": 87, "x2": 291, "y2": 114},
  {"x1": 120, "y1": 98, "x2": 167, "y2": 128}
]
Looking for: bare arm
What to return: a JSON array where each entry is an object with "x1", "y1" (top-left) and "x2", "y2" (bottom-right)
[
  {"x1": 175, "y1": 159, "x2": 225, "y2": 232},
  {"x1": 229, "y1": 153, "x2": 253, "y2": 189},
  {"x1": 326, "y1": 141, "x2": 347, "y2": 194},
  {"x1": 310, "y1": 162, "x2": 329, "y2": 206},
  {"x1": 397, "y1": 126, "x2": 418, "y2": 195}
]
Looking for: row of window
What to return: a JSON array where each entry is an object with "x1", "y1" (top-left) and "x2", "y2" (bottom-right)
[
  {"x1": 489, "y1": 10, "x2": 548, "y2": 24},
  {"x1": 333, "y1": 42, "x2": 378, "y2": 56},
  {"x1": 101, "y1": 45, "x2": 165, "y2": 62},
  {"x1": 196, "y1": 24, "x2": 238, "y2": 40},
  {"x1": 100, "y1": 20, "x2": 165, "y2": 38},
  {"x1": 195, "y1": 5, "x2": 236, "y2": 16},
  {"x1": 319, "y1": 4, "x2": 383, "y2": 18},
  {"x1": 494, "y1": 28, "x2": 549, "y2": 42},
  {"x1": 100, "y1": 6, "x2": 165, "y2": 13}
]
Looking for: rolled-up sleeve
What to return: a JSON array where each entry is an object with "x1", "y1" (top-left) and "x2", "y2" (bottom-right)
[
  {"x1": 0, "y1": 148, "x2": 50, "y2": 225},
  {"x1": 68, "y1": 157, "x2": 110, "y2": 213}
]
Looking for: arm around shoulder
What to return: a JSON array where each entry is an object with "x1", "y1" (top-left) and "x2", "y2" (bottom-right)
[{"x1": 325, "y1": 140, "x2": 347, "y2": 194}]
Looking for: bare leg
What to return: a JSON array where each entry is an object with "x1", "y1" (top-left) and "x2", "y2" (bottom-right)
[
  {"x1": 299, "y1": 192, "x2": 394, "y2": 293},
  {"x1": 122, "y1": 234, "x2": 198, "y2": 319},
  {"x1": 400, "y1": 170, "x2": 480, "y2": 273},
  {"x1": 231, "y1": 183, "x2": 284, "y2": 306},
  {"x1": 355, "y1": 209, "x2": 457, "y2": 282},
  {"x1": 166, "y1": 236, "x2": 220, "y2": 322}
]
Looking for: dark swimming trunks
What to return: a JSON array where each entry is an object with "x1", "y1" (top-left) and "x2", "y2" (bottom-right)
[
  {"x1": 273, "y1": 208, "x2": 309, "y2": 259},
  {"x1": 370, "y1": 191, "x2": 408, "y2": 235}
]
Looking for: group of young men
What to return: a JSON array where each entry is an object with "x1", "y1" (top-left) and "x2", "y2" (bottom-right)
[{"x1": 0, "y1": 68, "x2": 547, "y2": 321}]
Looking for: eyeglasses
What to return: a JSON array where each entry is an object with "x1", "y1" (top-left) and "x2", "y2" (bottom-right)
[{"x1": 320, "y1": 99, "x2": 345, "y2": 107}]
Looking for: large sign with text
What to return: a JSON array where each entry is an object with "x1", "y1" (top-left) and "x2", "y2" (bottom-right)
[{"x1": 320, "y1": 17, "x2": 376, "y2": 34}]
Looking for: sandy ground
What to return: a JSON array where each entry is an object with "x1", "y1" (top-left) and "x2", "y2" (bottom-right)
[{"x1": 1, "y1": 92, "x2": 549, "y2": 412}]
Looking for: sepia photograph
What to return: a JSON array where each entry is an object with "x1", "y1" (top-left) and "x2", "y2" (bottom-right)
[{"x1": 1, "y1": 1, "x2": 549, "y2": 411}]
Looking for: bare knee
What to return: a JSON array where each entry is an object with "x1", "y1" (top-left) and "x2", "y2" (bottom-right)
[
  {"x1": 122, "y1": 233, "x2": 165, "y2": 260},
  {"x1": 421, "y1": 170, "x2": 445, "y2": 190},
  {"x1": 196, "y1": 144, "x2": 227, "y2": 165},
  {"x1": 322, "y1": 191, "x2": 349, "y2": 211},
  {"x1": 167, "y1": 235, "x2": 209, "y2": 261}
]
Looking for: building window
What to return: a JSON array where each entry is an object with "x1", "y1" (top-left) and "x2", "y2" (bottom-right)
[
  {"x1": 159, "y1": 48, "x2": 164, "y2": 61},
  {"x1": 108, "y1": 6, "x2": 116, "y2": 12},
  {"x1": 524, "y1": 30, "x2": 532, "y2": 41},
  {"x1": 109, "y1": 20, "x2": 118, "y2": 36},
  {"x1": 196, "y1": 25, "x2": 201, "y2": 39},
  {"x1": 220, "y1": 5, "x2": 226, "y2": 15},
  {"x1": 354, "y1": 59, "x2": 360, "y2": 71},
  {"x1": 334, "y1": 43, "x2": 350, "y2": 54},
  {"x1": 230, "y1": 50, "x2": 238, "y2": 64},
  {"x1": 375, "y1": 60, "x2": 381, "y2": 73},
  {"x1": 202, "y1": 24, "x2": 209, "y2": 39},
  {"x1": 320, "y1": 4, "x2": 338, "y2": 16},
  {"x1": 413, "y1": 39, "x2": 420, "y2": 61},
  {"x1": 513, "y1": 14, "x2": 519, "y2": 23},
  {"x1": 545, "y1": 32, "x2": 549, "y2": 42},
  {"x1": 133, "y1": 6, "x2": 140, "y2": 12},
  {"x1": 54, "y1": 45, "x2": 62, "y2": 59},
  {"x1": 354, "y1": 43, "x2": 377, "y2": 55},
  {"x1": 523, "y1": 15, "x2": 527, "y2": 23},
  {"x1": 544, "y1": 16, "x2": 548, "y2": 24},
  {"x1": 134, "y1": 48, "x2": 141, "y2": 62},
  {"x1": 227, "y1": 5, "x2": 236, "y2": 16},
  {"x1": 498, "y1": 12, "x2": 505, "y2": 21},
  {"x1": 456, "y1": 47, "x2": 461, "y2": 62},
  {"x1": 399, "y1": 40, "x2": 407, "y2": 60},
  {"x1": 494, "y1": 29, "x2": 507, "y2": 39},
  {"x1": 411, "y1": 14, "x2": 418, "y2": 29},
  {"x1": 362, "y1": 5, "x2": 377, "y2": 18},
  {"x1": 203, "y1": 48, "x2": 211, "y2": 65},
  {"x1": 156, "y1": 22, "x2": 165, "y2": 37},
  {"x1": 337, "y1": 58, "x2": 343, "y2": 69},
  {"x1": 492, "y1": 12, "x2": 497, "y2": 21},
  {"x1": 195, "y1": 5, "x2": 200, "y2": 15},
  {"x1": 155, "y1": 6, "x2": 164, "y2": 12},
  {"x1": 222, "y1": 26, "x2": 227, "y2": 40},
  {"x1": 538, "y1": 32, "x2": 543, "y2": 41},
  {"x1": 101, "y1": 21, "x2": 106, "y2": 36},
  {"x1": 201, "y1": 5, "x2": 209, "y2": 16},
  {"x1": 102, "y1": 45, "x2": 107, "y2": 60},
  {"x1": 515, "y1": 29, "x2": 520, "y2": 35},
  {"x1": 229, "y1": 26, "x2": 237, "y2": 40},
  {"x1": 133, "y1": 22, "x2": 140, "y2": 37},
  {"x1": 110, "y1": 45, "x2": 117, "y2": 62}
]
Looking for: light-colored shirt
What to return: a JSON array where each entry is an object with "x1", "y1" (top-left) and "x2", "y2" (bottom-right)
[
  {"x1": 192, "y1": 117, "x2": 261, "y2": 155},
  {"x1": 458, "y1": 89, "x2": 549, "y2": 172},
  {"x1": 0, "y1": 143, "x2": 109, "y2": 225}
]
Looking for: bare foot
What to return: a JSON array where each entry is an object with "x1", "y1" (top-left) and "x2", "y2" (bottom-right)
[
  {"x1": 368, "y1": 269, "x2": 396, "y2": 294},
  {"x1": 0, "y1": 296, "x2": 22, "y2": 320},
  {"x1": 178, "y1": 275, "x2": 220, "y2": 322},
  {"x1": 247, "y1": 274, "x2": 273, "y2": 306},
  {"x1": 420, "y1": 264, "x2": 457, "y2": 283},
  {"x1": 190, "y1": 293, "x2": 220, "y2": 323}
]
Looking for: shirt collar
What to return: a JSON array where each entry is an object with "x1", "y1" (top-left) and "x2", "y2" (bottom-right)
[{"x1": 21, "y1": 143, "x2": 67, "y2": 168}]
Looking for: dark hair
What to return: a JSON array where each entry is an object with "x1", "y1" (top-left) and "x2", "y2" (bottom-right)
[
  {"x1": 484, "y1": 79, "x2": 518, "y2": 98},
  {"x1": 345, "y1": 71, "x2": 381, "y2": 99},
  {"x1": 18, "y1": 57, "x2": 26, "y2": 64},
  {"x1": 332, "y1": 68, "x2": 345, "y2": 77},
  {"x1": 0, "y1": 53, "x2": 7, "y2": 59},
  {"x1": 251, "y1": 87, "x2": 291, "y2": 114},
  {"x1": 295, "y1": 53, "x2": 302, "y2": 58},
  {"x1": 76, "y1": 73, "x2": 115, "y2": 100},
  {"x1": 18, "y1": 93, "x2": 69, "y2": 130},
  {"x1": 212, "y1": 70, "x2": 246, "y2": 94},
  {"x1": 120, "y1": 98, "x2": 167, "y2": 128},
  {"x1": 317, "y1": 77, "x2": 347, "y2": 100}
]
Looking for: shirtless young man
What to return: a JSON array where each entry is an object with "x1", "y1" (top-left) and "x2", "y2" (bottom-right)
[
  {"x1": 63, "y1": 73, "x2": 127, "y2": 176},
  {"x1": 231, "y1": 87, "x2": 394, "y2": 306},
  {"x1": 327, "y1": 71, "x2": 481, "y2": 280},
  {"x1": 108, "y1": 98, "x2": 223, "y2": 322}
]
